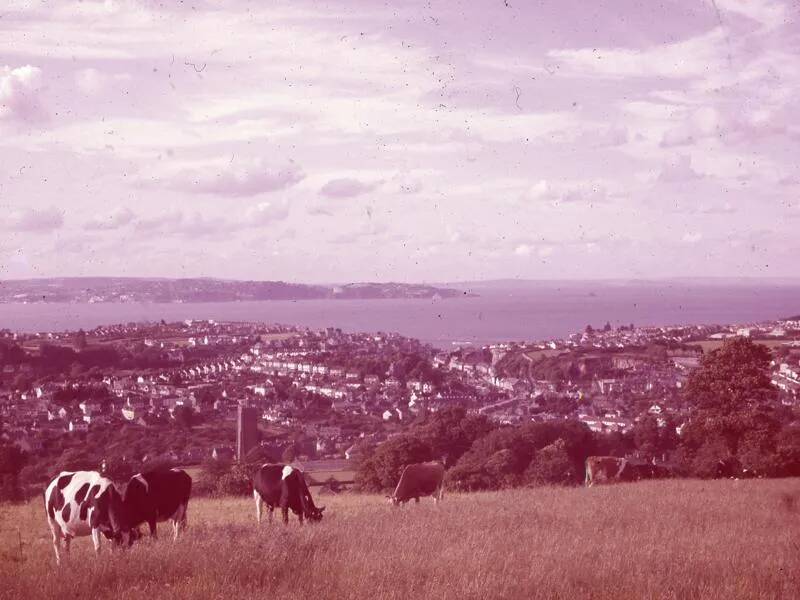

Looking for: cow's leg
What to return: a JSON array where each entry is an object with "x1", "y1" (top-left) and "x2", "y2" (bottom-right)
[
  {"x1": 297, "y1": 511, "x2": 304, "y2": 526},
  {"x1": 414, "y1": 497, "x2": 420, "y2": 504},
  {"x1": 49, "y1": 522, "x2": 63, "y2": 565},
  {"x1": 281, "y1": 506, "x2": 289, "y2": 525},
  {"x1": 173, "y1": 503, "x2": 187, "y2": 541},
  {"x1": 148, "y1": 518, "x2": 158, "y2": 540},
  {"x1": 91, "y1": 528, "x2": 102, "y2": 556},
  {"x1": 63, "y1": 535, "x2": 72, "y2": 558},
  {"x1": 268, "y1": 506, "x2": 274, "y2": 524},
  {"x1": 254, "y1": 490, "x2": 263, "y2": 524}
]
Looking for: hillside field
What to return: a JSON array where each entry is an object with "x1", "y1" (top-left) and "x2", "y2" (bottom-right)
[{"x1": 1, "y1": 479, "x2": 799, "y2": 599}]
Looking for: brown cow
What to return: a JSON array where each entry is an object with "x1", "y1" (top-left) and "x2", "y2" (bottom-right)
[
  {"x1": 388, "y1": 462, "x2": 445, "y2": 505},
  {"x1": 584, "y1": 456, "x2": 627, "y2": 486}
]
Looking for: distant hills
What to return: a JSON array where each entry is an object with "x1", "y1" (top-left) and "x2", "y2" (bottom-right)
[{"x1": 0, "y1": 278, "x2": 466, "y2": 303}]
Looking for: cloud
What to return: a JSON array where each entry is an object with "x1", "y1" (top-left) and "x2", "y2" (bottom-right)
[
  {"x1": 320, "y1": 178, "x2": 378, "y2": 199},
  {"x1": 658, "y1": 155, "x2": 704, "y2": 183},
  {"x1": 714, "y1": 0, "x2": 788, "y2": 29},
  {"x1": 526, "y1": 179, "x2": 610, "y2": 205},
  {"x1": 514, "y1": 243, "x2": 554, "y2": 258},
  {"x1": 0, "y1": 65, "x2": 44, "y2": 122},
  {"x1": 548, "y1": 29, "x2": 726, "y2": 80},
  {"x1": 5, "y1": 207, "x2": 64, "y2": 232},
  {"x1": 84, "y1": 207, "x2": 136, "y2": 230},
  {"x1": 660, "y1": 107, "x2": 721, "y2": 148},
  {"x1": 135, "y1": 211, "x2": 184, "y2": 234},
  {"x1": 245, "y1": 200, "x2": 290, "y2": 225},
  {"x1": 328, "y1": 221, "x2": 388, "y2": 244},
  {"x1": 682, "y1": 232, "x2": 703, "y2": 244},
  {"x1": 135, "y1": 210, "x2": 237, "y2": 238},
  {"x1": 166, "y1": 160, "x2": 305, "y2": 197},
  {"x1": 75, "y1": 68, "x2": 104, "y2": 94}
]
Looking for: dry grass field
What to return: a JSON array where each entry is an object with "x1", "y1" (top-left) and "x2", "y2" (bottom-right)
[{"x1": 2, "y1": 479, "x2": 799, "y2": 600}]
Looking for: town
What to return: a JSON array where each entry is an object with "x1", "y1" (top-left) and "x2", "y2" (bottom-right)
[{"x1": 1, "y1": 315, "x2": 799, "y2": 495}]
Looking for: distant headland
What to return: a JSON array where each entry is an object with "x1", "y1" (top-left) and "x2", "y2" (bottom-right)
[{"x1": 0, "y1": 278, "x2": 468, "y2": 304}]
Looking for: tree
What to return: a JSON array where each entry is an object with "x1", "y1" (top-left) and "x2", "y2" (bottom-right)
[
  {"x1": 685, "y1": 338, "x2": 776, "y2": 413},
  {"x1": 281, "y1": 445, "x2": 297, "y2": 463},
  {"x1": 11, "y1": 374, "x2": 31, "y2": 391},
  {"x1": 356, "y1": 435, "x2": 434, "y2": 492},
  {"x1": 413, "y1": 407, "x2": 494, "y2": 467},
  {"x1": 0, "y1": 444, "x2": 27, "y2": 502},
  {"x1": 680, "y1": 338, "x2": 782, "y2": 477},
  {"x1": 524, "y1": 439, "x2": 575, "y2": 486},
  {"x1": 74, "y1": 329, "x2": 88, "y2": 351},
  {"x1": 173, "y1": 405, "x2": 195, "y2": 430},
  {"x1": 632, "y1": 415, "x2": 677, "y2": 460}
]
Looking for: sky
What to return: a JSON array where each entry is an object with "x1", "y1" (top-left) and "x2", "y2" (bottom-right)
[{"x1": 1, "y1": 0, "x2": 798, "y2": 283}]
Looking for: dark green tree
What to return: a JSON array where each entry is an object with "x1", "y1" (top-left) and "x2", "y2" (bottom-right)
[
  {"x1": 355, "y1": 435, "x2": 434, "y2": 493},
  {"x1": 681, "y1": 338, "x2": 782, "y2": 476}
]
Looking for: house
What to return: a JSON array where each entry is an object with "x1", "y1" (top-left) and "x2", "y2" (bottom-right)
[{"x1": 68, "y1": 419, "x2": 89, "y2": 433}]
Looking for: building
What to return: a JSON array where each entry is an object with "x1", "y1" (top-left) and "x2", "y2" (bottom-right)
[{"x1": 237, "y1": 405, "x2": 259, "y2": 461}]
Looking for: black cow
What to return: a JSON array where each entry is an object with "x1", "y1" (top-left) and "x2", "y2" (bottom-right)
[
  {"x1": 252, "y1": 464, "x2": 325, "y2": 525},
  {"x1": 122, "y1": 468, "x2": 192, "y2": 541},
  {"x1": 44, "y1": 471, "x2": 140, "y2": 565}
]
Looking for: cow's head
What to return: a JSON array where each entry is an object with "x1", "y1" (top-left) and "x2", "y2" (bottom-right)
[
  {"x1": 305, "y1": 505, "x2": 325, "y2": 522},
  {"x1": 96, "y1": 486, "x2": 140, "y2": 547}
]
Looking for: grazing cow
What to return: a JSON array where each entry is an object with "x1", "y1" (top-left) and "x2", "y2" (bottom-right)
[
  {"x1": 122, "y1": 468, "x2": 192, "y2": 541},
  {"x1": 253, "y1": 464, "x2": 325, "y2": 525},
  {"x1": 584, "y1": 456, "x2": 627, "y2": 487},
  {"x1": 388, "y1": 461, "x2": 445, "y2": 505},
  {"x1": 44, "y1": 471, "x2": 138, "y2": 565}
]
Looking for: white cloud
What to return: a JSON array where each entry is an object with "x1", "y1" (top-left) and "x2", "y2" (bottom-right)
[
  {"x1": 84, "y1": 206, "x2": 136, "y2": 230},
  {"x1": 161, "y1": 159, "x2": 305, "y2": 197},
  {"x1": 526, "y1": 179, "x2": 610, "y2": 205},
  {"x1": 658, "y1": 155, "x2": 704, "y2": 183},
  {"x1": 682, "y1": 232, "x2": 703, "y2": 243},
  {"x1": 5, "y1": 207, "x2": 64, "y2": 232},
  {"x1": 0, "y1": 65, "x2": 44, "y2": 122},
  {"x1": 245, "y1": 200, "x2": 290, "y2": 225},
  {"x1": 549, "y1": 29, "x2": 726, "y2": 80}
]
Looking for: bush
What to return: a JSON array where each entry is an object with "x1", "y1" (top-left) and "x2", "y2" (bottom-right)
[
  {"x1": 215, "y1": 465, "x2": 252, "y2": 497},
  {"x1": 356, "y1": 435, "x2": 434, "y2": 493},
  {"x1": 524, "y1": 439, "x2": 576, "y2": 486},
  {"x1": 446, "y1": 421, "x2": 593, "y2": 491}
]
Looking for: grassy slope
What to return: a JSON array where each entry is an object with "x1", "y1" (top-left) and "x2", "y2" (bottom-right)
[{"x1": 1, "y1": 479, "x2": 799, "y2": 600}]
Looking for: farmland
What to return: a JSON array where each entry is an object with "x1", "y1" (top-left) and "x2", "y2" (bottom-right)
[{"x1": 2, "y1": 478, "x2": 799, "y2": 599}]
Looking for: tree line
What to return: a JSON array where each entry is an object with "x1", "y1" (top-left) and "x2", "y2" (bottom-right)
[{"x1": 355, "y1": 338, "x2": 800, "y2": 491}]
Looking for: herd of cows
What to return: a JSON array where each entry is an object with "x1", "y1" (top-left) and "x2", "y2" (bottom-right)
[{"x1": 43, "y1": 456, "x2": 662, "y2": 564}]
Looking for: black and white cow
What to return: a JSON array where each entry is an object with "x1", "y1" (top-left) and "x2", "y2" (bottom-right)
[
  {"x1": 122, "y1": 468, "x2": 192, "y2": 541},
  {"x1": 388, "y1": 462, "x2": 445, "y2": 505},
  {"x1": 44, "y1": 471, "x2": 138, "y2": 565},
  {"x1": 252, "y1": 464, "x2": 325, "y2": 525}
]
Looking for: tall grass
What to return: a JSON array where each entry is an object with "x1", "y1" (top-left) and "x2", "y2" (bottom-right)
[{"x1": 2, "y1": 479, "x2": 799, "y2": 599}]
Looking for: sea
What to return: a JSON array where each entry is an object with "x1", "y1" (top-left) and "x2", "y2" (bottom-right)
[{"x1": 1, "y1": 282, "x2": 798, "y2": 349}]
